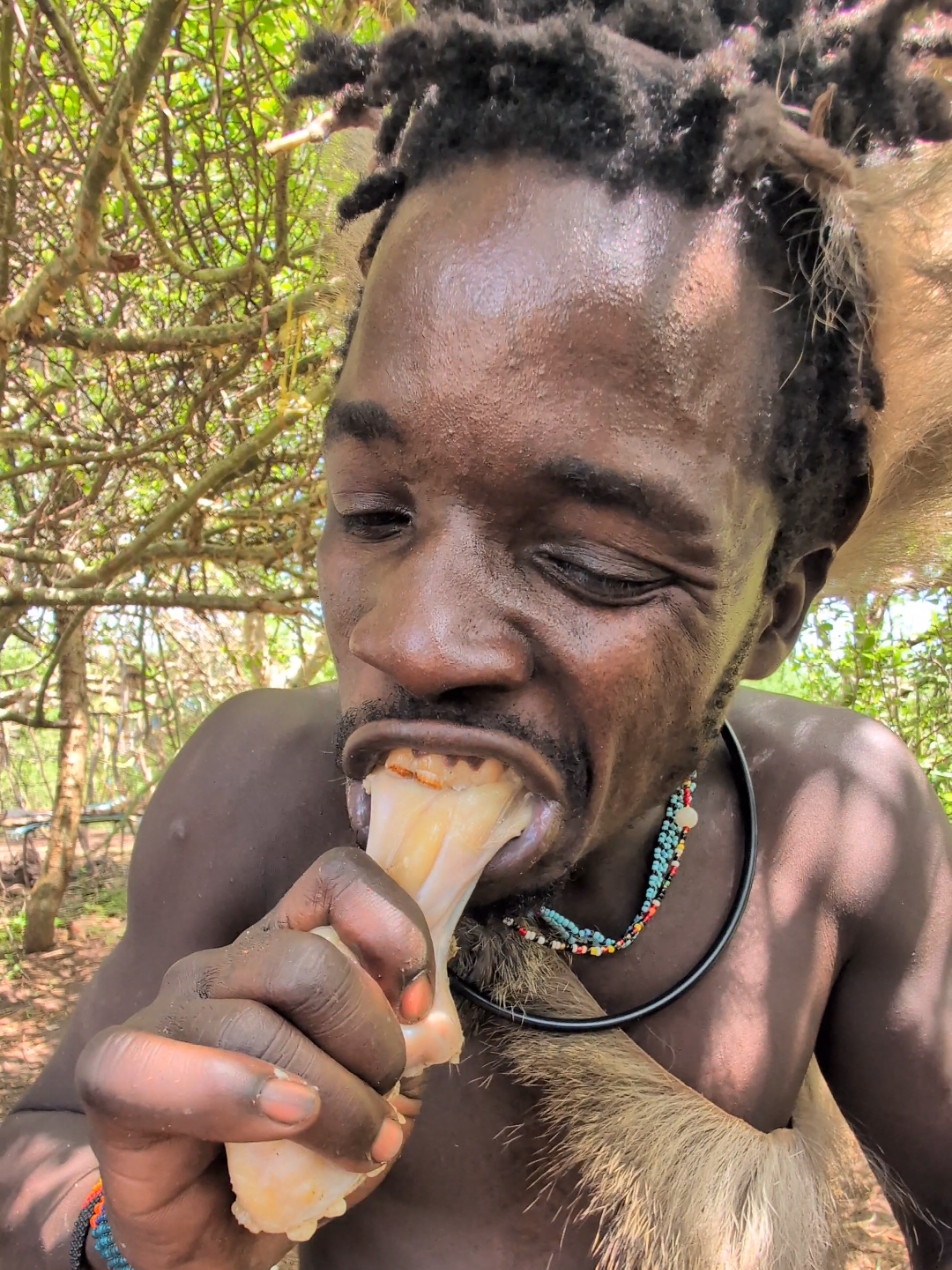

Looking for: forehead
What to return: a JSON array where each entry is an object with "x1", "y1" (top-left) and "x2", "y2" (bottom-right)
[{"x1": 337, "y1": 157, "x2": 780, "y2": 524}]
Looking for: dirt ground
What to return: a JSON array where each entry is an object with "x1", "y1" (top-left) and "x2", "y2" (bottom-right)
[{"x1": 0, "y1": 836, "x2": 909, "y2": 1269}]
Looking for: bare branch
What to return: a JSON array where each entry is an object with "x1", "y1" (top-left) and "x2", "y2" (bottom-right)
[
  {"x1": 31, "y1": 604, "x2": 90, "y2": 724},
  {"x1": 0, "y1": 0, "x2": 187, "y2": 343},
  {"x1": 0, "y1": 424, "x2": 188, "y2": 482},
  {"x1": 61, "y1": 400, "x2": 318, "y2": 591},
  {"x1": 0, "y1": 710, "x2": 69, "y2": 728},
  {"x1": 0, "y1": 585, "x2": 319, "y2": 612},
  {"x1": 33, "y1": 0, "x2": 105, "y2": 113},
  {"x1": 32, "y1": 285, "x2": 320, "y2": 353},
  {"x1": 264, "y1": 105, "x2": 382, "y2": 155},
  {"x1": 0, "y1": 0, "x2": 17, "y2": 304}
]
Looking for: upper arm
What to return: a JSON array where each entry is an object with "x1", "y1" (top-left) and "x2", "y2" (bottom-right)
[
  {"x1": 816, "y1": 721, "x2": 952, "y2": 1264},
  {"x1": 17, "y1": 684, "x2": 352, "y2": 1115}
]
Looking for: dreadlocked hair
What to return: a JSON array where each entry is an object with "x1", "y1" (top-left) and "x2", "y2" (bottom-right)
[{"x1": 290, "y1": 0, "x2": 952, "y2": 588}]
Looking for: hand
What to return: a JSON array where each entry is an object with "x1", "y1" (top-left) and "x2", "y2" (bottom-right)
[{"x1": 75, "y1": 847, "x2": 434, "y2": 1270}]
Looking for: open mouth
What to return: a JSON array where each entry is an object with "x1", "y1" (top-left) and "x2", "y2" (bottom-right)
[{"x1": 341, "y1": 720, "x2": 567, "y2": 882}]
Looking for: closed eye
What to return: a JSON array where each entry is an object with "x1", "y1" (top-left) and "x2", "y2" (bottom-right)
[
  {"x1": 534, "y1": 550, "x2": 670, "y2": 606},
  {"x1": 339, "y1": 509, "x2": 412, "y2": 541}
]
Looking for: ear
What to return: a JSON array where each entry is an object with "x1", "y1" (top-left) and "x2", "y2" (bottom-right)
[{"x1": 742, "y1": 546, "x2": 833, "y2": 681}]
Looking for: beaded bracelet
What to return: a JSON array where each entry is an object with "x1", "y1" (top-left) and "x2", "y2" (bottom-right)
[{"x1": 69, "y1": 1181, "x2": 134, "y2": 1270}]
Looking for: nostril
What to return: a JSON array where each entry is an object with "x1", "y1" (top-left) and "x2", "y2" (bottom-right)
[{"x1": 350, "y1": 615, "x2": 532, "y2": 697}]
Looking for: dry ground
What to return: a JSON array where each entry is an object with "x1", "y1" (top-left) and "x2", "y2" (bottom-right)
[{"x1": 0, "y1": 836, "x2": 909, "y2": 1270}]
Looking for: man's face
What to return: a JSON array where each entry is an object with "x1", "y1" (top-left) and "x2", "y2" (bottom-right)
[{"x1": 319, "y1": 157, "x2": 781, "y2": 902}]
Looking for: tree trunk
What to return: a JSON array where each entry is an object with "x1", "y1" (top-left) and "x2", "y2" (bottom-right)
[{"x1": 23, "y1": 610, "x2": 89, "y2": 954}]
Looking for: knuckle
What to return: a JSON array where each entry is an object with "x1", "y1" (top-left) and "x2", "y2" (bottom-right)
[
  {"x1": 311, "y1": 987, "x2": 402, "y2": 1082},
  {"x1": 315, "y1": 846, "x2": 368, "y2": 894},
  {"x1": 214, "y1": 999, "x2": 284, "y2": 1056},
  {"x1": 75, "y1": 1027, "x2": 133, "y2": 1110},
  {"x1": 254, "y1": 1029, "x2": 317, "y2": 1078},
  {"x1": 159, "y1": 948, "x2": 221, "y2": 998},
  {"x1": 320, "y1": 844, "x2": 365, "y2": 874},
  {"x1": 283, "y1": 930, "x2": 352, "y2": 997}
]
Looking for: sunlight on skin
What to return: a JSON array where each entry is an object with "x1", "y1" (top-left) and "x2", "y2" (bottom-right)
[
  {"x1": 3, "y1": 1135, "x2": 97, "y2": 1251},
  {"x1": 666, "y1": 209, "x2": 758, "y2": 424},
  {"x1": 693, "y1": 767, "x2": 882, "y2": 1116},
  {"x1": 891, "y1": 817, "x2": 952, "y2": 1053},
  {"x1": 689, "y1": 896, "x2": 779, "y2": 1112},
  {"x1": 831, "y1": 732, "x2": 910, "y2": 917}
]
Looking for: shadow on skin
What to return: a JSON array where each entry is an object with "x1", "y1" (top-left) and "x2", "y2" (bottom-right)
[{"x1": 0, "y1": 1111, "x2": 97, "y2": 1258}]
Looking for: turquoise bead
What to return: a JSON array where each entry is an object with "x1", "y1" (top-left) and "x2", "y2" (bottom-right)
[{"x1": 525, "y1": 773, "x2": 696, "y2": 955}]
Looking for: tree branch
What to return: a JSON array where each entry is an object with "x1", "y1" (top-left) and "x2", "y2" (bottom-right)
[
  {"x1": 0, "y1": 0, "x2": 17, "y2": 304},
  {"x1": 31, "y1": 604, "x2": 90, "y2": 724},
  {"x1": 36, "y1": 0, "x2": 263, "y2": 287},
  {"x1": 61, "y1": 400, "x2": 315, "y2": 591},
  {"x1": 0, "y1": 585, "x2": 319, "y2": 613},
  {"x1": 33, "y1": 0, "x2": 105, "y2": 113},
  {"x1": 32, "y1": 284, "x2": 319, "y2": 353},
  {"x1": 0, "y1": 423, "x2": 188, "y2": 482},
  {"x1": 140, "y1": 541, "x2": 286, "y2": 565},
  {"x1": 0, "y1": 0, "x2": 187, "y2": 344},
  {"x1": 273, "y1": 97, "x2": 300, "y2": 267},
  {"x1": 0, "y1": 711, "x2": 69, "y2": 728}
]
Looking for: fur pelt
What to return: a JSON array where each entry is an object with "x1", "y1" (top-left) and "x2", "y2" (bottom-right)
[
  {"x1": 452, "y1": 920, "x2": 863, "y2": 1270},
  {"x1": 828, "y1": 142, "x2": 952, "y2": 595}
]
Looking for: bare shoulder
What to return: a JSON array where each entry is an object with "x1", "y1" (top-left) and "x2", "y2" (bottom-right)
[
  {"x1": 154, "y1": 680, "x2": 347, "y2": 807},
  {"x1": 730, "y1": 684, "x2": 933, "y2": 785},
  {"x1": 130, "y1": 681, "x2": 351, "y2": 928},
  {"x1": 729, "y1": 687, "x2": 951, "y2": 932}
]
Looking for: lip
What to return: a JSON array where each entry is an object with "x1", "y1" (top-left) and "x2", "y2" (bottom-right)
[
  {"x1": 341, "y1": 720, "x2": 569, "y2": 884},
  {"x1": 341, "y1": 720, "x2": 567, "y2": 805}
]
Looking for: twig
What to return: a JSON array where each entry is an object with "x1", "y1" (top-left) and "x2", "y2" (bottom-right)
[
  {"x1": 31, "y1": 284, "x2": 319, "y2": 353},
  {"x1": 0, "y1": 587, "x2": 320, "y2": 612},
  {"x1": 0, "y1": 0, "x2": 188, "y2": 344}
]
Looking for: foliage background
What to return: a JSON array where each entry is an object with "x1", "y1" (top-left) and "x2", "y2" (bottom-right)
[
  {"x1": 0, "y1": 0, "x2": 402, "y2": 946},
  {"x1": 757, "y1": 592, "x2": 952, "y2": 816}
]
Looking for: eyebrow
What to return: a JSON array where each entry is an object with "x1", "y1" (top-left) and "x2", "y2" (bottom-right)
[
  {"x1": 324, "y1": 399, "x2": 405, "y2": 446},
  {"x1": 541, "y1": 457, "x2": 711, "y2": 536}
]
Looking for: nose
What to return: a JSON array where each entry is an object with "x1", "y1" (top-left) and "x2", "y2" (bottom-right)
[{"x1": 348, "y1": 519, "x2": 533, "y2": 698}]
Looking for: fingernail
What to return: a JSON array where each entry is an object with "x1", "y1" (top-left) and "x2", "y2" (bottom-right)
[
  {"x1": 259, "y1": 1077, "x2": 320, "y2": 1126},
  {"x1": 400, "y1": 973, "x2": 433, "y2": 1024},
  {"x1": 370, "y1": 1117, "x2": 404, "y2": 1164}
]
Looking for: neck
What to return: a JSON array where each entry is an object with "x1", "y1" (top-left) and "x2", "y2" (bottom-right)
[{"x1": 551, "y1": 798, "x2": 669, "y2": 938}]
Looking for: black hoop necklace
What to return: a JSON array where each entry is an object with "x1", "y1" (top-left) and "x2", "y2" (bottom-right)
[{"x1": 450, "y1": 720, "x2": 758, "y2": 1033}]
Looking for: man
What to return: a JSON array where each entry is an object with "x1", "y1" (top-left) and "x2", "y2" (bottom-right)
[{"x1": 1, "y1": 0, "x2": 951, "y2": 1266}]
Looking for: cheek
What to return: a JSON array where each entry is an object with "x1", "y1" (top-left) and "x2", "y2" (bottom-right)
[
  {"x1": 316, "y1": 528, "x2": 364, "y2": 680},
  {"x1": 558, "y1": 593, "x2": 743, "y2": 819}
]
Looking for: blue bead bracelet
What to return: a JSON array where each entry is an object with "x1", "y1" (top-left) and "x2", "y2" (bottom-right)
[{"x1": 70, "y1": 1181, "x2": 134, "y2": 1270}]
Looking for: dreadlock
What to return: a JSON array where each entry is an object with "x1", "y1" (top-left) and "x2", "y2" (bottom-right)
[{"x1": 288, "y1": 0, "x2": 952, "y2": 586}]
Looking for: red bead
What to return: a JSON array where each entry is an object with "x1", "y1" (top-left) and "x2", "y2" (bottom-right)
[{"x1": 518, "y1": 926, "x2": 528, "y2": 936}]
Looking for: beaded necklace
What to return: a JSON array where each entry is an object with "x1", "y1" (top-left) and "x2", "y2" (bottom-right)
[{"x1": 503, "y1": 775, "x2": 698, "y2": 956}]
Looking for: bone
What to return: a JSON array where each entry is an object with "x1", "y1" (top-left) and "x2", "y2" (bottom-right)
[{"x1": 226, "y1": 750, "x2": 533, "y2": 1241}]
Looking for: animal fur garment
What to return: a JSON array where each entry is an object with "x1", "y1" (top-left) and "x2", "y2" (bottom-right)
[
  {"x1": 829, "y1": 142, "x2": 952, "y2": 596},
  {"x1": 452, "y1": 920, "x2": 864, "y2": 1270}
]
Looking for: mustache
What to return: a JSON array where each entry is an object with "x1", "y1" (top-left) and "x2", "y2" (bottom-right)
[{"x1": 334, "y1": 689, "x2": 591, "y2": 816}]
